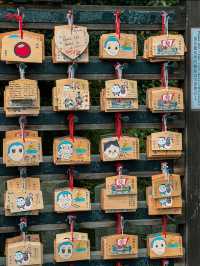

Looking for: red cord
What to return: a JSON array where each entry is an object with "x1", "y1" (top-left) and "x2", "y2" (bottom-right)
[
  {"x1": 114, "y1": 9, "x2": 121, "y2": 39},
  {"x1": 68, "y1": 168, "x2": 74, "y2": 190},
  {"x1": 115, "y1": 213, "x2": 122, "y2": 234},
  {"x1": 6, "y1": 13, "x2": 23, "y2": 39},
  {"x1": 115, "y1": 112, "x2": 122, "y2": 140},
  {"x1": 68, "y1": 112, "x2": 75, "y2": 142},
  {"x1": 162, "y1": 215, "x2": 168, "y2": 238}
]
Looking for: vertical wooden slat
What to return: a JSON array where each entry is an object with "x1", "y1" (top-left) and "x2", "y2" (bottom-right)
[{"x1": 186, "y1": 1, "x2": 200, "y2": 265}]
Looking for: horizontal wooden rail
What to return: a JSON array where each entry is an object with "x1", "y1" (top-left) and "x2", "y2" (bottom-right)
[
  {"x1": 0, "y1": 155, "x2": 183, "y2": 177},
  {"x1": 0, "y1": 250, "x2": 184, "y2": 265},
  {"x1": 0, "y1": 106, "x2": 185, "y2": 131},
  {"x1": 0, "y1": 6, "x2": 185, "y2": 31},
  {"x1": 0, "y1": 56, "x2": 184, "y2": 80}
]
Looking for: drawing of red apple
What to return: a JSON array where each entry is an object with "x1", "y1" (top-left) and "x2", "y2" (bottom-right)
[{"x1": 14, "y1": 42, "x2": 31, "y2": 58}]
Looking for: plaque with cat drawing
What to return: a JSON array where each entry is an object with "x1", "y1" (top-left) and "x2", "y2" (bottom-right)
[{"x1": 100, "y1": 136, "x2": 139, "y2": 161}]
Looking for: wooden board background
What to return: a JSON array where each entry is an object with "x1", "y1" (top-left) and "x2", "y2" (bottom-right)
[{"x1": 0, "y1": 1, "x2": 186, "y2": 265}]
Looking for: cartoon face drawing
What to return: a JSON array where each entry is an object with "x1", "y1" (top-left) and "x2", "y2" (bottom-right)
[
  {"x1": 64, "y1": 98, "x2": 75, "y2": 109},
  {"x1": 57, "y1": 140, "x2": 73, "y2": 160},
  {"x1": 104, "y1": 36, "x2": 120, "y2": 56},
  {"x1": 15, "y1": 251, "x2": 30, "y2": 265},
  {"x1": 8, "y1": 142, "x2": 24, "y2": 161},
  {"x1": 151, "y1": 236, "x2": 166, "y2": 256},
  {"x1": 16, "y1": 193, "x2": 33, "y2": 210},
  {"x1": 57, "y1": 191, "x2": 73, "y2": 209},
  {"x1": 58, "y1": 241, "x2": 73, "y2": 259},
  {"x1": 159, "y1": 183, "x2": 172, "y2": 196},
  {"x1": 104, "y1": 140, "x2": 120, "y2": 160},
  {"x1": 157, "y1": 137, "x2": 172, "y2": 150},
  {"x1": 159, "y1": 197, "x2": 173, "y2": 208},
  {"x1": 112, "y1": 84, "x2": 127, "y2": 97}
]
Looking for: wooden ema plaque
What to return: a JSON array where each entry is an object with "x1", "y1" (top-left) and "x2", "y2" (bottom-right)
[
  {"x1": 146, "y1": 131, "x2": 182, "y2": 159},
  {"x1": 101, "y1": 188, "x2": 137, "y2": 213},
  {"x1": 146, "y1": 87, "x2": 184, "y2": 113},
  {"x1": 4, "y1": 79, "x2": 40, "y2": 117},
  {"x1": 0, "y1": 30, "x2": 44, "y2": 63},
  {"x1": 146, "y1": 187, "x2": 182, "y2": 215},
  {"x1": 54, "y1": 187, "x2": 91, "y2": 213},
  {"x1": 143, "y1": 34, "x2": 186, "y2": 62},
  {"x1": 106, "y1": 175, "x2": 137, "y2": 196},
  {"x1": 53, "y1": 78, "x2": 90, "y2": 111},
  {"x1": 99, "y1": 33, "x2": 137, "y2": 60},
  {"x1": 3, "y1": 130, "x2": 43, "y2": 167},
  {"x1": 147, "y1": 232, "x2": 183, "y2": 259},
  {"x1": 6, "y1": 235, "x2": 43, "y2": 266},
  {"x1": 5, "y1": 177, "x2": 44, "y2": 215},
  {"x1": 100, "y1": 79, "x2": 138, "y2": 112},
  {"x1": 100, "y1": 136, "x2": 139, "y2": 162},
  {"x1": 53, "y1": 137, "x2": 90, "y2": 165},
  {"x1": 54, "y1": 232, "x2": 90, "y2": 262},
  {"x1": 52, "y1": 25, "x2": 89, "y2": 63},
  {"x1": 101, "y1": 234, "x2": 138, "y2": 260},
  {"x1": 152, "y1": 174, "x2": 182, "y2": 199}
]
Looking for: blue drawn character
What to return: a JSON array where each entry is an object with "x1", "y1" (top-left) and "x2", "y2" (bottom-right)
[
  {"x1": 104, "y1": 35, "x2": 120, "y2": 56},
  {"x1": 16, "y1": 193, "x2": 33, "y2": 210},
  {"x1": 15, "y1": 251, "x2": 30, "y2": 265},
  {"x1": 151, "y1": 236, "x2": 166, "y2": 256},
  {"x1": 58, "y1": 241, "x2": 73, "y2": 259},
  {"x1": 56, "y1": 191, "x2": 73, "y2": 209},
  {"x1": 8, "y1": 142, "x2": 24, "y2": 162},
  {"x1": 104, "y1": 140, "x2": 120, "y2": 160},
  {"x1": 57, "y1": 140, "x2": 73, "y2": 160},
  {"x1": 157, "y1": 137, "x2": 172, "y2": 150},
  {"x1": 159, "y1": 183, "x2": 172, "y2": 196}
]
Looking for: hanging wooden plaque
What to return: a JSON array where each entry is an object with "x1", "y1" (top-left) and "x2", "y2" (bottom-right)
[
  {"x1": 146, "y1": 187, "x2": 182, "y2": 215},
  {"x1": 100, "y1": 136, "x2": 139, "y2": 162},
  {"x1": 54, "y1": 232, "x2": 90, "y2": 262},
  {"x1": 6, "y1": 238, "x2": 43, "y2": 266},
  {"x1": 54, "y1": 187, "x2": 91, "y2": 213},
  {"x1": 53, "y1": 137, "x2": 90, "y2": 165},
  {"x1": 53, "y1": 25, "x2": 89, "y2": 63},
  {"x1": 0, "y1": 30, "x2": 44, "y2": 63},
  {"x1": 146, "y1": 87, "x2": 184, "y2": 113},
  {"x1": 101, "y1": 188, "x2": 137, "y2": 213},
  {"x1": 152, "y1": 174, "x2": 182, "y2": 199},
  {"x1": 147, "y1": 232, "x2": 183, "y2": 259},
  {"x1": 102, "y1": 234, "x2": 138, "y2": 260},
  {"x1": 3, "y1": 130, "x2": 42, "y2": 167},
  {"x1": 53, "y1": 78, "x2": 90, "y2": 111},
  {"x1": 99, "y1": 33, "x2": 137, "y2": 59},
  {"x1": 105, "y1": 175, "x2": 137, "y2": 196}
]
